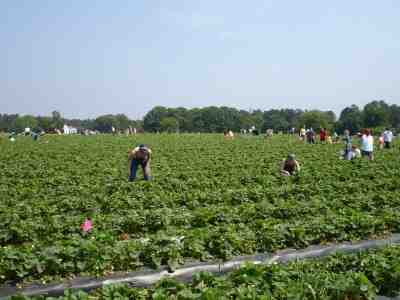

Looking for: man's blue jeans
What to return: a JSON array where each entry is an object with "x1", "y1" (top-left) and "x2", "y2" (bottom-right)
[{"x1": 129, "y1": 159, "x2": 151, "y2": 181}]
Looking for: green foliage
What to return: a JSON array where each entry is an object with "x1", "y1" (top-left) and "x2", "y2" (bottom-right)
[
  {"x1": 363, "y1": 101, "x2": 390, "y2": 128},
  {"x1": 337, "y1": 105, "x2": 363, "y2": 134},
  {"x1": 160, "y1": 117, "x2": 179, "y2": 132},
  {"x1": 296, "y1": 110, "x2": 336, "y2": 131},
  {"x1": 14, "y1": 115, "x2": 39, "y2": 133},
  {"x1": 14, "y1": 245, "x2": 400, "y2": 299},
  {"x1": 51, "y1": 111, "x2": 64, "y2": 129},
  {"x1": 0, "y1": 134, "x2": 399, "y2": 286},
  {"x1": 1, "y1": 100, "x2": 399, "y2": 134}
]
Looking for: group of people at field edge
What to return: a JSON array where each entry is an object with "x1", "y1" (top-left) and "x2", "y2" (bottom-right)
[
  {"x1": 299, "y1": 126, "x2": 340, "y2": 144},
  {"x1": 342, "y1": 128, "x2": 393, "y2": 161},
  {"x1": 7, "y1": 130, "x2": 40, "y2": 142},
  {"x1": 127, "y1": 127, "x2": 395, "y2": 181}
]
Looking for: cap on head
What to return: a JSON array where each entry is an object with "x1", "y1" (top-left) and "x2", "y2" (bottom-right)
[{"x1": 288, "y1": 153, "x2": 295, "y2": 160}]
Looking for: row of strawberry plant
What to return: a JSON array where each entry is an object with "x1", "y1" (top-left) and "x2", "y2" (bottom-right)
[
  {"x1": 1, "y1": 135, "x2": 399, "y2": 283},
  {"x1": 11, "y1": 244, "x2": 400, "y2": 300}
]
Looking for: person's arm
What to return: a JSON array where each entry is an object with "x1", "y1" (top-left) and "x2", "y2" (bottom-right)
[
  {"x1": 128, "y1": 147, "x2": 139, "y2": 174},
  {"x1": 280, "y1": 159, "x2": 286, "y2": 171},
  {"x1": 295, "y1": 160, "x2": 301, "y2": 172},
  {"x1": 128, "y1": 147, "x2": 139, "y2": 162}
]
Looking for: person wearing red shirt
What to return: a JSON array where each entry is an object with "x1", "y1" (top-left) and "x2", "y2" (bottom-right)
[{"x1": 319, "y1": 128, "x2": 327, "y2": 143}]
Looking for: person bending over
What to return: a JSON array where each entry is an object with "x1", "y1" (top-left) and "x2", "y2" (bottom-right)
[
  {"x1": 280, "y1": 154, "x2": 301, "y2": 176},
  {"x1": 128, "y1": 144, "x2": 152, "y2": 181}
]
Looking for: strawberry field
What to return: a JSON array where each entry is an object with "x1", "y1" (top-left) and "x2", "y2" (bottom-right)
[{"x1": 1, "y1": 134, "x2": 400, "y2": 286}]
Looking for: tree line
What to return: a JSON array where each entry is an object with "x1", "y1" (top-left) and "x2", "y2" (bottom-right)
[
  {"x1": 0, "y1": 100, "x2": 399, "y2": 134},
  {"x1": 0, "y1": 111, "x2": 142, "y2": 134},
  {"x1": 143, "y1": 100, "x2": 399, "y2": 134}
]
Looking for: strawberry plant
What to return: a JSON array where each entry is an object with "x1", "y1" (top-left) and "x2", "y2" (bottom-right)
[{"x1": 0, "y1": 134, "x2": 399, "y2": 285}]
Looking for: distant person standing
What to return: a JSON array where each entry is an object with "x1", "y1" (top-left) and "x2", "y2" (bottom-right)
[
  {"x1": 31, "y1": 132, "x2": 39, "y2": 141},
  {"x1": 299, "y1": 127, "x2": 306, "y2": 141},
  {"x1": 128, "y1": 144, "x2": 152, "y2": 181},
  {"x1": 306, "y1": 128, "x2": 315, "y2": 144},
  {"x1": 360, "y1": 129, "x2": 374, "y2": 160},
  {"x1": 333, "y1": 132, "x2": 339, "y2": 143},
  {"x1": 378, "y1": 135, "x2": 384, "y2": 150},
  {"x1": 342, "y1": 129, "x2": 352, "y2": 160},
  {"x1": 383, "y1": 128, "x2": 393, "y2": 149},
  {"x1": 319, "y1": 128, "x2": 327, "y2": 143},
  {"x1": 9, "y1": 132, "x2": 16, "y2": 142}
]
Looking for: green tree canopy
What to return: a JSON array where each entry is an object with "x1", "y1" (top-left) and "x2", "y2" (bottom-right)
[
  {"x1": 337, "y1": 105, "x2": 363, "y2": 134},
  {"x1": 14, "y1": 115, "x2": 39, "y2": 133},
  {"x1": 363, "y1": 100, "x2": 390, "y2": 128},
  {"x1": 160, "y1": 117, "x2": 179, "y2": 132},
  {"x1": 296, "y1": 110, "x2": 336, "y2": 131}
]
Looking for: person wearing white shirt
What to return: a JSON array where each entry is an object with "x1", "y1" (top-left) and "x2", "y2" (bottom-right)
[
  {"x1": 383, "y1": 128, "x2": 393, "y2": 149},
  {"x1": 350, "y1": 146, "x2": 361, "y2": 160},
  {"x1": 360, "y1": 129, "x2": 374, "y2": 161}
]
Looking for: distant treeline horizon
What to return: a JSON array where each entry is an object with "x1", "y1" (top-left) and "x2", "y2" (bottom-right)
[{"x1": 1, "y1": 100, "x2": 399, "y2": 134}]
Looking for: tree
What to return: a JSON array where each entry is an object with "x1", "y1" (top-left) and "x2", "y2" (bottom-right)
[
  {"x1": 250, "y1": 109, "x2": 264, "y2": 131},
  {"x1": 94, "y1": 115, "x2": 117, "y2": 133},
  {"x1": 143, "y1": 106, "x2": 168, "y2": 132},
  {"x1": 389, "y1": 104, "x2": 400, "y2": 129},
  {"x1": 115, "y1": 114, "x2": 130, "y2": 130},
  {"x1": 51, "y1": 110, "x2": 63, "y2": 129},
  {"x1": 238, "y1": 110, "x2": 254, "y2": 130},
  {"x1": 200, "y1": 106, "x2": 222, "y2": 132},
  {"x1": 263, "y1": 110, "x2": 288, "y2": 131},
  {"x1": 363, "y1": 100, "x2": 390, "y2": 128},
  {"x1": 160, "y1": 117, "x2": 179, "y2": 132},
  {"x1": 14, "y1": 115, "x2": 39, "y2": 133},
  {"x1": 337, "y1": 105, "x2": 363, "y2": 134},
  {"x1": 296, "y1": 110, "x2": 335, "y2": 131},
  {"x1": 0, "y1": 114, "x2": 18, "y2": 132},
  {"x1": 37, "y1": 116, "x2": 53, "y2": 132}
]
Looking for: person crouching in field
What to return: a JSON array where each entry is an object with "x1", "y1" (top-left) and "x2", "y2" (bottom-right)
[
  {"x1": 349, "y1": 145, "x2": 361, "y2": 160},
  {"x1": 128, "y1": 144, "x2": 152, "y2": 181},
  {"x1": 280, "y1": 154, "x2": 301, "y2": 176}
]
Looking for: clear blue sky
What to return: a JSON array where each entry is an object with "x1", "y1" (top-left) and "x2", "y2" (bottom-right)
[{"x1": 1, "y1": 0, "x2": 399, "y2": 119}]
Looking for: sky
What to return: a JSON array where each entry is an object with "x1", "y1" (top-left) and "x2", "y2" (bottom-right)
[{"x1": 1, "y1": 1, "x2": 399, "y2": 119}]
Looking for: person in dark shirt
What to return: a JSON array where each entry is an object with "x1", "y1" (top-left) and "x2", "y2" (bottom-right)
[{"x1": 280, "y1": 154, "x2": 301, "y2": 176}]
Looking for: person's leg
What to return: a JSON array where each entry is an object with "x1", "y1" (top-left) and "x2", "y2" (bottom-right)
[
  {"x1": 142, "y1": 162, "x2": 152, "y2": 181},
  {"x1": 129, "y1": 160, "x2": 139, "y2": 182},
  {"x1": 345, "y1": 150, "x2": 352, "y2": 160}
]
